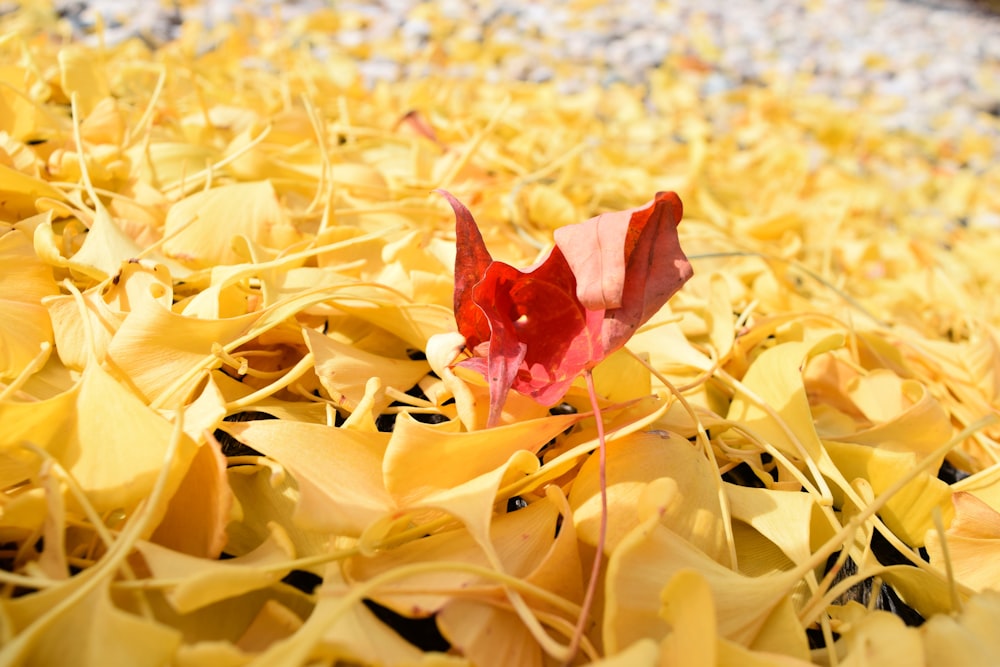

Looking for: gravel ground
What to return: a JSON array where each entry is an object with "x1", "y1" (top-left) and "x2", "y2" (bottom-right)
[{"x1": 34, "y1": 0, "x2": 1000, "y2": 143}]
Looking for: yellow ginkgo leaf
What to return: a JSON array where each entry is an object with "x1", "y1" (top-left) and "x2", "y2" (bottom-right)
[
  {"x1": 0, "y1": 226, "x2": 57, "y2": 380},
  {"x1": 67, "y1": 206, "x2": 161, "y2": 281},
  {"x1": 57, "y1": 46, "x2": 109, "y2": 118},
  {"x1": 438, "y1": 600, "x2": 545, "y2": 667},
  {"x1": 570, "y1": 431, "x2": 728, "y2": 561},
  {"x1": 659, "y1": 569, "x2": 716, "y2": 667},
  {"x1": 0, "y1": 164, "x2": 65, "y2": 222},
  {"x1": 838, "y1": 370, "x2": 952, "y2": 457},
  {"x1": 162, "y1": 181, "x2": 302, "y2": 268},
  {"x1": 920, "y1": 590, "x2": 1000, "y2": 665},
  {"x1": 726, "y1": 483, "x2": 836, "y2": 566},
  {"x1": 524, "y1": 183, "x2": 578, "y2": 231},
  {"x1": 61, "y1": 362, "x2": 198, "y2": 518},
  {"x1": 824, "y1": 439, "x2": 952, "y2": 547},
  {"x1": 840, "y1": 611, "x2": 920, "y2": 667},
  {"x1": 305, "y1": 327, "x2": 429, "y2": 413},
  {"x1": 224, "y1": 463, "x2": 329, "y2": 565},
  {"x1": 220, "y1": 419, "x2": 394, "y2": 536},
  {"x1": 348, "y1": 491, "x2": 579, "y2": 616},
  {"x1": 133, "y1": 523, "x2": 295, "y2": 614},
  {"x1": 45, "y1": 259, "x2": 174, "y2": 370},
  {"x1": 248, "y1": 563, "x2": 458, "y2": 667},
  {"x1": 658, "y1": 566, "x2": 812, "y2": 665},
  {"x1": 0, "y1": 66, "x2": 42, "y2": 141},
  {"x1": 604, "y1": 483, "x2": 804, "y2": 655},
  {"x1": 726, "y1": 332, "x2": 845, "y2": 461},
  {"x1": 0, "y1": 573, "x2": 182, "y2": 666},
  {"x1": 382, "y1": 412, "x2": 581, "y2": 507}
]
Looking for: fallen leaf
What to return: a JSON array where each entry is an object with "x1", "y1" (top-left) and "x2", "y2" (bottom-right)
[{"x1": 442, "y1": 190, "x2": 692, "y2": 426}]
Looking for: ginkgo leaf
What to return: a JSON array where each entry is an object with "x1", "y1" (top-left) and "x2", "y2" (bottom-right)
[
  {"x1": 438, "y1": 600, "x2": 546, "y2": 667},
  {"x1": 149, "y1": 431, "x2": 232, "y2": 559},
  {"x1": 162, "y1": 181, "x2": 302, "y2": 268},
  {"x1": 658, "y1": 569, "x2": 716, "y2": 667},
  {"x1": 54, "y1": 362, "x2": 198, "y2": 519},
  {"x1": 0, "y1": 164, "x2": 65, "y2": 221},
  {"x1": 0, "y1": 226, "x2": 57, "y2": 380},
  {"x1": 726, "y1": 332, "x2": 845, "y2": 461},
  {"x1": 68, "y1": 207, "x2": 161, "y2": 282},
  {"x1": 382, "y1": 411, "x2": 581, "y2": 507},
  {"x1": 247, "y1": 563, "x2": 463, "y2": 667},
  {"x1": 570, "y1": 431, "x2": 728, "y2": 561},
  {"x1": 57, "y1": 46, "x2": 109, "y2": 118},
  {"x1": 225, "y1": 464, "x2": 330, "y2": 562},
  {"x1": 824, "y1": 439, "x2": 953, "y2": 547},
  {"x1": 0, "y1": 569, "x2": 182, "y2": 666},
  {"x1": 220, "y1": 419, "x2": 394, "y2": 536},
  {"x1": 443, "y1": 190, "x2": 692, "y2": 426},
  {"x1": 830, "y1": 370, "x2": 953, "y2": 457},
  {"x1": 827, "y1": 610, "x2": 925, "y2": 667},
  {"x1": 726, "y1": 483, "x2": 836, "y2": 566},
  {"x1": 348, "y1": 490, "x2": 581, "y2": 619},
  {"x1": 305, "y1": 327, "x2": 429, "y2": 413},
  {"x1": 604, "y1": 481, "x2": 805, "y2": 655},
  {"x1": 920, "y1": 590, "x2": 1000, "y2": 665},
  {"x1": 236, "y1": 599, "x2": 305, "y2": 652},
  {"x1": 924, "y1": 491, "x2": 1000, "y2": 592},
  {"x1": 45, "y1": 259, "x2": 174, "y2": 370},
  {"x1": 133, "y1": 523, "x2": 295, "y2": 614}
]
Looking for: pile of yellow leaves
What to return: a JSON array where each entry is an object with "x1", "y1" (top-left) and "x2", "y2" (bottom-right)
[{"x1": 3, "y1": 2, "x2": 1000, "y2": 665}]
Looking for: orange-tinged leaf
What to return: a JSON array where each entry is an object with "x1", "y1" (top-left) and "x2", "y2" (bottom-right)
[
  {"x1": 925, "y1": 492, "x2": 1000, "y2": 592},
  {"x1": 0, "y1": 227, "x2": 57, "y2": 380},
  {"x1": 150, "y1": 432, "x2": 232, "y2": 559}
]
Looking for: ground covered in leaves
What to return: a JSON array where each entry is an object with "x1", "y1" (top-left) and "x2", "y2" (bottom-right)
[{"x1": 3, "y1": 3, "x2": 1000, "y2": 666}]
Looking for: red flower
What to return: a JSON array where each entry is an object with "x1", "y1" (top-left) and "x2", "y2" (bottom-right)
[{"x1": 441, "y1": 191, "x2": 693, "y2": 427}]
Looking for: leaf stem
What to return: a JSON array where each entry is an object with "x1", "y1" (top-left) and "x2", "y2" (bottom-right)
[{"x1": 564, "y1": 370, "x2": 607, "y2": 666}]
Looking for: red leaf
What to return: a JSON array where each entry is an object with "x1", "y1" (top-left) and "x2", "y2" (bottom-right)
[
  {"x1": 555, "y1": 191, "x2": 692, "y2": 354},
  {"x1": 442, "y1": 191, "x2": 692, "y2": 427},
  {"x1": 442, "y1": 190, "x2": 493, "y2": 349}
]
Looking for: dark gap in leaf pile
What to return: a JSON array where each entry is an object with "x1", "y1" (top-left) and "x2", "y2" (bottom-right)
[
  {"x1": 362, "y1": 599, "x2": 451, "y2": 652},
  {"x1": 376, "y1": 384, "x2": 449, "y2": 433},
  {"x1": 281, "y1": 569, "x2": 323, "y2": 595},
  {"x1": 811, "y1": 528, "x2": 926, "y2": 648},
  {"x1": 938, "y1": 458, "x2": 971, "y2": 484},
  {"x1": 721, "y1": 462, "x2": 767, "y2": 488},
  {"x1": 216, "y1": 411, "x2": 276, "y2": 457},
  {"x1": 806, "y1": 627, "x2": 839, "y2": 651},
  {"x1": 506, "y1": 496, "x2": 528, "y2": 512}
]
